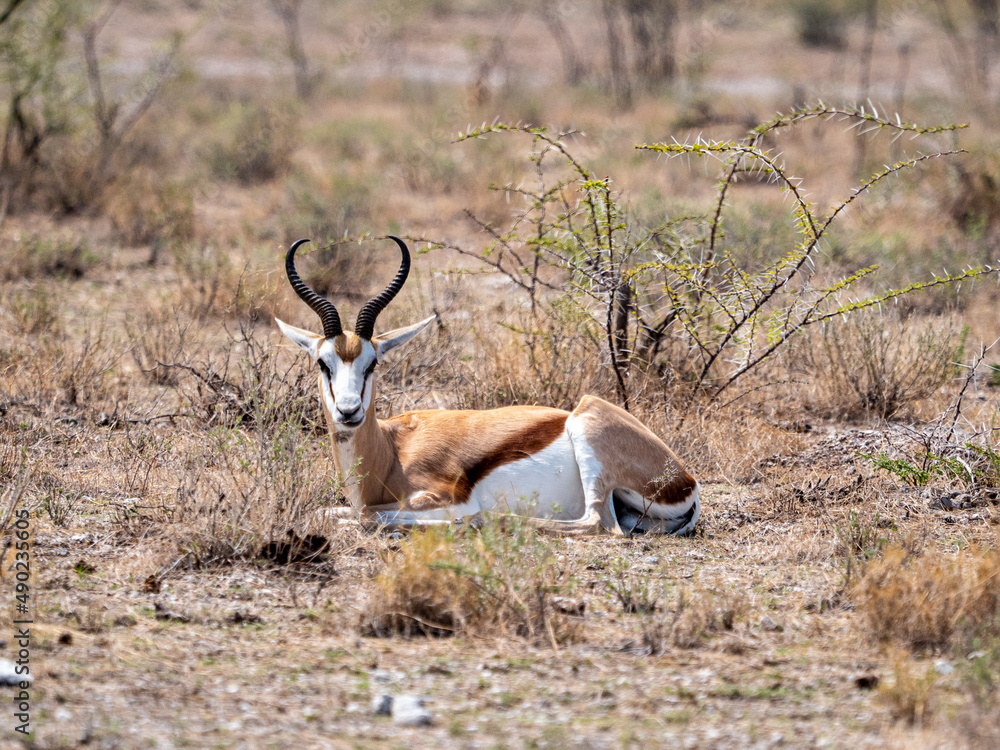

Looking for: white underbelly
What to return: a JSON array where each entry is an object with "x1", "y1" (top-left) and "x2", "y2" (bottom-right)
[{"x1": 468, "y1": 431, "x2": 585, "y2": 520}]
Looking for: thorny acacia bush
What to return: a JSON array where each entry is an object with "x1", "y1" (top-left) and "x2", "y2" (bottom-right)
[
  {"x1": 361, "y1": 516, "x2": 580, "y2": 645},
  {"x1": 424, "y1": 106, "x2": 996, "y2": 419}
]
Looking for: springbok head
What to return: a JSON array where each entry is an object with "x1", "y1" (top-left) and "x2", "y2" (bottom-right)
[{"x1": 276, "y1": 236, "x2": 434, "y2": 431}]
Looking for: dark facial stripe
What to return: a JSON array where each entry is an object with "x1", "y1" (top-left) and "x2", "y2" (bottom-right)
[{"x1": 359, "y1": 367, "x2": 369, "y2": 407}]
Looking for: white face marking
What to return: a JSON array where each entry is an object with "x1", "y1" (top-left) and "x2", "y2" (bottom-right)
[
  {"x1": 277, "y1": 315, "x2": 435, "y2": 437},
  {"x1": 316, "y1": 339, "x2": 378, "y2": 432}
]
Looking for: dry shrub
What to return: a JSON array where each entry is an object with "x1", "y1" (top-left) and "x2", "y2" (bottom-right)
[
  {"x1": 0, "y1": 235, "x2": 100, "y2": 281},
  {"x1": 0, "y1": 459, "x2": 33, "y2": 537},
  {"x1": 448, "y1": 301, "x2": 612, "y2": 413},
  {"x1": 0, "y1": 427, "x2": 21, "y2": 484},
  {"x1": 797, "y1": 1, "x2": 846, "y2": 49},
  {"x1": 207, "y1": 103, "x2": 298, "y2": 185},
  {"x1": 53, "y1": 326, "x2": 123, "y2": 409},
  {"x1": 105, "y1": 171, "x2": 196, "y2": 249},
  {"x1": 669, "y1": 586, "x2": 747, "y2": 649},
  {"x1": 877, "y1": 650, "x2": 937, "y2": 726},
  {"x1": 146, "y1": 320, "x2": 321, "y2": 430},
  {"x1": 295, "y1": 238, "x2": 379, "y2": 302},
  {"x1": 855, "y1": 544, "x2": 1000, "y2": 652},
  {"x1": 762, "y1": 472, "x2": 871, "y2": 519},
  {"x1": 3, "y1": 287, "x2": 62, "y2": 337},
  {"x1": 126, "y1": 306, "x2": 192, "y2": 386},
  {"x1": 170, "y1": 243, "x2": 278, "y2": 322},
  {"x1": 834, "y1": 506, "x2": 902, "y2": 583},
  {"x1": 165, "y1": 411, "x2": 339, "y2": 565},
  {"x1": 361, "y1": 518, "x2": 579, "y2": 644},
  {"x1": 105, "y1": 423, "x2": 175, "y2": 502},
  {"x1": 606, "y1": 556, "x2": 661, "y2": 615},
  {"x1": 950, "y1": 161, "x2": 1000, "y2": 236},
  {"x1": 3, "y1": 323, "x2": 123, "y2": 411},
  {"x1": 815, "y1": 310, "x2": 962, "y2": 420},
  {"x1": 43, "y1": 487, "x2": 84, "y2": 528}
]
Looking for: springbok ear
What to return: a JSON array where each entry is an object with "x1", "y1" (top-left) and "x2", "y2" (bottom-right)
[
  {"x1": 374, "y1": 315, "x2": 436, "y2": 358},
  {"x1": 275, "y1": 318, "x2": 322, "y2": 359}
]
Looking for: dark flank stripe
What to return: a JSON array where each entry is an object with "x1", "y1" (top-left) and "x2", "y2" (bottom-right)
[
  {"x1": 464, "y1": 413, "x2": 567, "y2": 497},
  {"x1": 419, "y1": 412, "x2": 568, "y2": 507}
]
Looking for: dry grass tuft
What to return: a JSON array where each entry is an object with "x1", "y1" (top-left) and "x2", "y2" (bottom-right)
[
  {"x1": 669, "y1": 586, "x2": 748, "y2": 649},
  {"x1": 877, "y1": 650, "x2": 938, "y2": 726},
  {"x1": 360, "y1": 527, "x2": 478, "y2": 637},
  {"x1": 640, "y1": 585, "x2": 748, "y2": 653},
  {"x1": 855, "y1": 544, "x2": 1000, "y2": 652},
  {"x1": 361, "y1": 518, "x2": 580, "y2": 644}
]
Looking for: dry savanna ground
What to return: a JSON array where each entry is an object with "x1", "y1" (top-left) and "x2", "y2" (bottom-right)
[{"x1": 2, "y1": 1, "x2": 1000, "y2": 748}]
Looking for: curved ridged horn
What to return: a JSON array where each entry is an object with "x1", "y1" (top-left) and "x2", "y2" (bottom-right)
[
  {"x1": 355, "y1": 235, "x2": 410, "y2": 340},
  {"x1": 285, "y1": 239, "x2": 343, "y2": 339}
]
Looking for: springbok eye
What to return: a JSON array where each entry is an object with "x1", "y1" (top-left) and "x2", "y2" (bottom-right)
[
  {"x1": 364, "y1": 360, "x2": 377, "y2": 379},
  {"x1": 317, "y1": 360, "x2": 331, "y2": 378}
]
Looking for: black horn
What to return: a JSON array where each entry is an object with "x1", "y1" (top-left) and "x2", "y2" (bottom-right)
[
  {"x1": 355, "y1": 235, "x2": 410, "y2": 340},
  {"x1": 285, "y1": 239, "x2": 343, "y2": 339}
]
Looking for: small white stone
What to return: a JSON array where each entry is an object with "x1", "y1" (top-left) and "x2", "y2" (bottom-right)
[
  {"x1": 934, "y1": 659, "x2": 954, "y2": 675},
  {"x1": 0, "y1": 659, "x2": 29, "y2": 686},
  {"x1": 759, "y1": 615, "x2": 784, "y2": 632},
  {"x1": 391, "y1": 694, "x2": 432, "y2": 726}
]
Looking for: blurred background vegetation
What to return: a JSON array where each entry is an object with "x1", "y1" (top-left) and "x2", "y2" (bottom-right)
[{"x1": 1, "y1": 0, "x2": 999, "y2": 436}]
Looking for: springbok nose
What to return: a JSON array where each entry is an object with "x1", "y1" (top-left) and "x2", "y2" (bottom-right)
[{"x1": 336, "y1": 397, "x2": 362, "y2": 420}]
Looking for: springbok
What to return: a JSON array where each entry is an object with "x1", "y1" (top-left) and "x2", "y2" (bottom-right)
[{"x1": 276, "y1": 236, "x2": 700, "y2": 535}]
